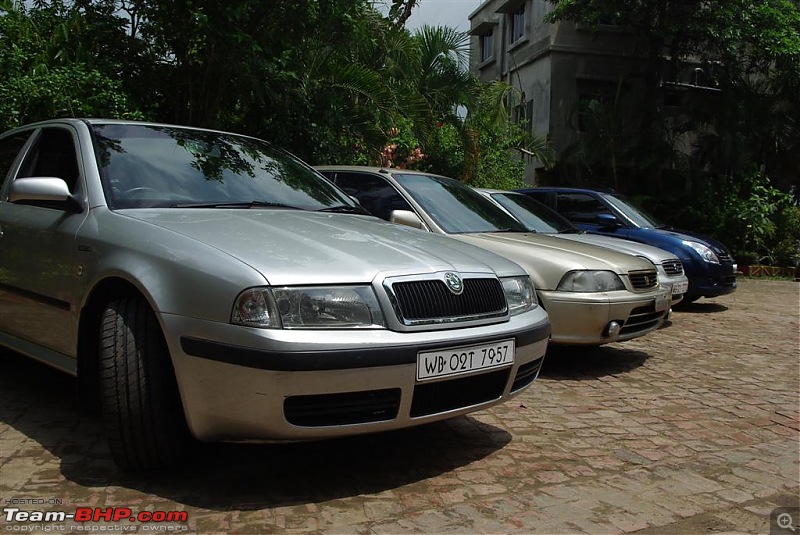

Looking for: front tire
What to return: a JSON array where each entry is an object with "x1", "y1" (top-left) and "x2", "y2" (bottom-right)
[{"x1": 99, "y1": 296, "x2": 187, "y2": 470}]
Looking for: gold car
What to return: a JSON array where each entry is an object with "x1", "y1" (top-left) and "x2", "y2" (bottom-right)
[{"x1": 317, "y1": 166, "x2": 672, "y2": 346}]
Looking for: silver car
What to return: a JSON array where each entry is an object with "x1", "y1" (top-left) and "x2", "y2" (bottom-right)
[
  {"x1": 477, "y1": 189, "x2": 689, "y2": 305},
  {"x1": 0, "y1": 119, "x2": 550, "y2": 470},
  {"x1": 316, "y1": 166, "x2": 672, "y2": 346}
]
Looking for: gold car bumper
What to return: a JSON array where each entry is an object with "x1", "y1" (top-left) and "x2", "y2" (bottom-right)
[{"x1": 538, "y1": 287, "x2": 670, "y2": 345}]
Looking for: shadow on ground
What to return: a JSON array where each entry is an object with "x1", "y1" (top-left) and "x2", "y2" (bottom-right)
[
  {"x1": 0, "y1": 350, "x2": 511, "y2": 510},
  {"x1": 673, "y1": 301, "x2": 729, "y2": 314},
  {"x1": 539, "y1": 344, "x2": 651, "y2": 380}
]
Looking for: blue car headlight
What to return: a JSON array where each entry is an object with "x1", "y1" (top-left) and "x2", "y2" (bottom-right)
[{"x1": 682, "y1": 240, "x2": 720, "y2": 264}]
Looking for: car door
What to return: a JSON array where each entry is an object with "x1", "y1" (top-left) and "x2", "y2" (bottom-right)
[{"x1": 0, "y1": 126, "x2": 89, "y2": 357}]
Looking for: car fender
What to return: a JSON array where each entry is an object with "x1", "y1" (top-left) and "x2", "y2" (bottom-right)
[{"x1": 76, "y1": 209, "x2": 268, "y2": 324}]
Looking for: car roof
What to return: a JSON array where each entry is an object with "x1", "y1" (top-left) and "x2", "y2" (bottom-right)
[
  {"x1": 517, "y1": 186, "x2": 615, "y2": 195},
  {"x1": 315, "y1": 165, "x2": 451, "y2": 180},
  {"x1": 2, "y1": 118, "x2": 254, "y2": 140}
]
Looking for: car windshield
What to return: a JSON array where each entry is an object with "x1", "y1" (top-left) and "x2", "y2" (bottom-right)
[
  {"x1": 392, "y1": 174, "x2": 527, "y2": 234},
  {"x1": 604, "y1": 193, "x2": 664, "y2": 228},
  {"x1": 489, "y1": 192, "x2": 579, "y2": 234},
  {"x1": 91, "y1": 124, "x2": 355, "y2": 210}
]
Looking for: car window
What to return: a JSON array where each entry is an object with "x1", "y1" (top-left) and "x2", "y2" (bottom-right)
[
  {"x1": 491, "y1": 193, "x2": 577, "y2": 234},
  {"x1": 393, "y1": 173, "x2": 526, "y2": 234},
  {"x1": 91, "y1": 124, "x2": 355, "y2": 210},
  {"x1": 17, "y1": 128, "x2": 81, "y2": 193},
  {"x1": 523, "y1": 191, "x2": 549, "y2": 205},
  {"x1": 331, "y1": 172, "x2": 412, "y2": 220},
  {"x1": 0, "y1": 131, "x2": 32, "y2": 192},
  {"x1": 556, "y1": 193, "x2": 613, "y2": 222},
  {"x1": 604, "y1": 194, "x2": 663, "y2": 228}
]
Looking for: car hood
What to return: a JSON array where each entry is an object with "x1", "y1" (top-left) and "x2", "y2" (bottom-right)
[
  {"x1": 627, "y1": 227, "x2": 733, "y2": 259},
  {"x1": 119, "y1": 209, "x2": 525, "y2": 285},
  {"x1": 657, "y1": 227, "x2": 731, "y2": 255},
  {"x1": 453, "y1": 232, "x2": 654, "y2": 289},
  {"x1": 553, "y1": 233, "x2": 680, "y2": 264}
]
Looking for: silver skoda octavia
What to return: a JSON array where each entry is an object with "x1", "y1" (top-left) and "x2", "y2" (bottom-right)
[{"x1": 0, "y1": 119, "x2": 550, "y2": 470}]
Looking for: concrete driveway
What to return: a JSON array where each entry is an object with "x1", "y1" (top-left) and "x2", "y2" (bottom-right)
[{"x1": 1, "y1": 278, "x2": 798, "y2": 534}]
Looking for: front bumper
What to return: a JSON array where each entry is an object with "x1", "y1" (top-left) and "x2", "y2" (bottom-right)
[
  {"x1": 160, "y1": 308, "x2": 550, "y2": 442},
  {"x1": 684, "y1": 260, "x2": 737, "y2": 299},
  {"x1": 539, "y1": 287, "x2": 671, "y2": 345}
]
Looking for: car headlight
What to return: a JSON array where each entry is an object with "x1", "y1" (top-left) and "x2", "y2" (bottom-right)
[
  {"x1": 557, "y1": 270, "x2": 625, "y2": 292},
  {"x1": 232, "y1": 286, "x2": 386, "y2": 329},
  {"x1": 682, "y1": 240, "x2": 720, "y2": 264},
  {"x1": 501, "y1": 276, "x2": 537, "y2": 316}
]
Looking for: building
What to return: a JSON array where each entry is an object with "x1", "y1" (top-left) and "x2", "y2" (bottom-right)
[{"x1": 468, "y1": 0, "x2": 718, "y2": 184}]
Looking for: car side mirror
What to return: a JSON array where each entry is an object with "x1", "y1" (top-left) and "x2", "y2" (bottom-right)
[
  {"x1": 595, "y1": 213, "x2": 621, "y2": 228},
  {"x1": 390, "y1": 209, "x2": 425, "y2": 230},
  {"x1": 8, "y1": 177, "x2": 84, "y2": 213}
]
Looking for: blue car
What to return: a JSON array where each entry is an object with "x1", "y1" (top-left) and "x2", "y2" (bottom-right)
[{"x1": 515, "y1": 187, "x2": 737, "y2": 303}]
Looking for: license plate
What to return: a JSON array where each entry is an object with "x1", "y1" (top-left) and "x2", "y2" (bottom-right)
[
  {"x1": 417, "y1": 339, "x2": 515, "y2": 382},
  {"x1": 671, "y1": 280, "x2": 689, "y2": 295}
]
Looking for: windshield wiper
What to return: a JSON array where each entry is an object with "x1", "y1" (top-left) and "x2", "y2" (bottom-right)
[
  {"x1": 316, "y1": 205, "x2": 371, "y2": 215},
  {"x1": 173, "y1": 201, "x2": 301, "y2": 209},
  {"x1": 490, "y1": 228, "x2": 528, "y2": 233}
]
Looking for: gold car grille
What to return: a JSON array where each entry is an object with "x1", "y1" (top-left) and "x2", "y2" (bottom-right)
[{"x1": 628, "y1": 269, "x2": 659, "y2": 291}]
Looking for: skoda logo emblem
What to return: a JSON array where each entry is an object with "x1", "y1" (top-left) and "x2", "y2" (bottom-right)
[{"x1": 444, "y1": 272, "x2": 463, "y2": 295}]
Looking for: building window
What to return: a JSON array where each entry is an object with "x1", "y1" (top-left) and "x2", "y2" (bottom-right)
[
  {"x1": 510, "y1": 5, "x2": 525, "y2": 43},
  {"x1": 574, "y1": 79, "x2": 618, "y2": 133},
  {"x1": 480, "y1": 31, "x2": 494, "y2": 63}
]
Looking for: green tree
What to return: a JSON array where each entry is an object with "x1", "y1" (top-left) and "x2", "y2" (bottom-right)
[
  {"x1": 547, "y1": 0, "x2": 800, "y2": 188},
  {"x1": 0, "y1": 0, "x2": 140, "y2": 130}
]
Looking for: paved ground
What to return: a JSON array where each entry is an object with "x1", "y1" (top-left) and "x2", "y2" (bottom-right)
[{"x1": 1, "y1": 278, "x2": 798, "y2": 535}]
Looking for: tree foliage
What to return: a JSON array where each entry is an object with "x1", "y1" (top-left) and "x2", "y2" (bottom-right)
[
  {"x1": 547, "y1": 0, "x2": 800, "y2": 261},
  {"x1": 548, "y1": 0, "x2": 800, "y2": 186},
  {"x1": 0, "y1": 0, "x2": 547, "y2": 188}
]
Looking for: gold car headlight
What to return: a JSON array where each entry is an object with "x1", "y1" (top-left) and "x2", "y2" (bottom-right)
[
  {"x1": 232, "y1": 286, "x2": 386, "y2": 329},
  {"x1": 557, "y1": 270, "x2": 625, "y2": 292},
  {"x1": 501, "y1": 276, "x2": 538, "y2": 316}
]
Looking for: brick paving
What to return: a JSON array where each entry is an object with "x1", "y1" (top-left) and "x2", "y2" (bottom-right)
[{"x1": 1, "y1": 278, "x2": 798, "y2": 534}]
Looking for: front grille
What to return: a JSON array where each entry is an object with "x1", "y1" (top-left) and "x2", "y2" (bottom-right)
[
  {"x1": 284, "y1": 389, "x2": 401, "y2": 427},
  {"x1": 511, "y1": 358, "x2": 544, "y2": 392},
  {"x1": 628, "y1": 269, "x2": 659, "y2": 291},
  {"x1": 718, "y1": 253, "x2": 734, "y2": 264},
  {"x1": 619, "y1": 303, "x2": 666, "y2": 336},
  {"x1": 410, "y1": 368, "x2": 510, "y2": 417},
  {"x1": 388, "y1": 277, "x2": 507, "y2": 324},
  {"x1": 662, "y1": 259, "x2": 684, "y2": 275}
]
